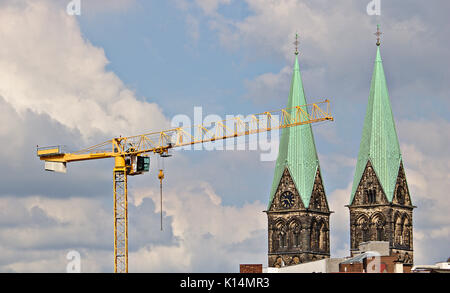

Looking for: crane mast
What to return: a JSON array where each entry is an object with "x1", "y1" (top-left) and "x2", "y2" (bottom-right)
[
  {"x1": 37, "y1": 100, "x2": 333, "y2": 273},
  {"x1": 113, "y1": 156, "x2": 128, "y2": 273}
]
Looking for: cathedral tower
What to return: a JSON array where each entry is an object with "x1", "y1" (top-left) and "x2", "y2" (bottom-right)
[
  {"x1": 348, "y1": 27, "x2": 415, "y2": 264},
  {"x1": 266, "y1": 37, "x2": 331, "y2": 268}
]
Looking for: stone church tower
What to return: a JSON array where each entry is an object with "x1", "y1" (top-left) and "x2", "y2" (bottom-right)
[
  {"x1": 348, "y1": 33, "x2": 415, "y2": 264},
  {"x1": 266, "y1": 46, "x2": 331, "y2": 268}
]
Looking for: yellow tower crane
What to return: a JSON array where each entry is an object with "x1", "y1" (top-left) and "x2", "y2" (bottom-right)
[{"x1": 36, "y1": 100, "x2": 333, "y2": 273}]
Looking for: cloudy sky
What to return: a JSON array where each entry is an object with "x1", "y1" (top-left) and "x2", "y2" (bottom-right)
[{"x1": 0, "y1": 0, "x2": 448, "y2": 272}]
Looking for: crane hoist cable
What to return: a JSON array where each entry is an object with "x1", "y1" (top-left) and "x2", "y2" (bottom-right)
[
  {"x1": 157, "y1": 155, "x2": 165, "y2": 231},
  {"x1": 158, "y1": 169, "x2": 163, "y2": 231},
  {"x1": 157, "y1": 152, "x2": 171, "y2": 231}
]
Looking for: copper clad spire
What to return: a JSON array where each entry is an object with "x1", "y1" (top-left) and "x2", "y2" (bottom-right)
[{"x1": 268, "y1": 35, "x2": 322, "y2": 209}]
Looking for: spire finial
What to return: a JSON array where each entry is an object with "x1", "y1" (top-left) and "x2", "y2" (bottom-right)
[
  {"x1": 294, "y1": 32, "x2": 299, "y2": 55},
  {"x1": 375, "y1": 24, "x2": 382, "y2": 46}
]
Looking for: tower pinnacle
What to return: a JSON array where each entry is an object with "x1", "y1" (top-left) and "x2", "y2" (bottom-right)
[
  {"x1": 375, "y1": 24, "x2": 382, "y2": 46},
  {"x1": 294, "y1": 32, "x2": 299, "y2": 55}
]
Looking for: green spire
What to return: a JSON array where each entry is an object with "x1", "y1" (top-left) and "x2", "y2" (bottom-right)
[
  {"x1": 268, "y1": 54, "x2": 321, "y2": 209},
  {"x1": 350, "y1": 46, "x2": 402, "y2": 204}
]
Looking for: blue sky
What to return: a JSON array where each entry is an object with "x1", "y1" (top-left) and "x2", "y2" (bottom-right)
[
  {"x1": 0, "y1": 0, "x2": 448, "y2": 272},
  {"x1": 79, "y1": 1, "x2": 264, "y2": 116}
]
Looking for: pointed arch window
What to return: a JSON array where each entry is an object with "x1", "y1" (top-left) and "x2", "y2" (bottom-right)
[
  {"x1": 271, "y1": 229, "x2": 279, "y2": 251},
  {"x1": 394, "y1": 216, "x2": 403, "y2": 245},
  {"x1": 376, "y1": 226, "x2": 384, "y2": 241},
  {"x1": 365, "y1": 189, "x2": 377, "y2": 204},
  {"x1": 319, "y1": 222, "x2": 327, "y2": 252},
  {"x1": 293, "y1": 230, "x2": 300, "y2": 247},
  {"x1": 273, "y1": 221, "x2": 287, "y2": 251},
  {"x1": 402, "y1": 216, "x2": 411, "y2": 248},
  {"x1": 362, "y1": 224, "x2": 370, "y2": 242},
  {"x1": 290, "y1": 221, "x2": 301, "y2": 248},
  {"x1": 279, "y1": 232, "x2": 287, "y2": 248},
  {"x1": 397, "y1": 187, "x2": 405, "y2": 205},
  {"x1": 403, "y1": 227, "x2": 410, "y2": 247},
  {"x1": 357, "y1": 216, "x2": 370, "y2": 244},
  {"x1": 376, "y1": 220, "x2": 385, "y2": 241},
  {"x1": 370, "y1": 214, "x2": 385, "y2": 242},
  {"x1": 310, "y1": 220, "x2": 320, "y2": 252}
]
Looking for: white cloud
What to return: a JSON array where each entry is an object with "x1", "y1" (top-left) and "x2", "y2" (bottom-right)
[
  {"x1": 0, "y1": 180, "x2": 266, "y2": 272},
  {"x1": 0, "y1": 0, "x2": 168, "y2": 142},
  {"x1": 185, "y1": 14, "x2": 201, "y2": 42},
  {"x1": 244, "y1": 65, "x2": 291, "y2": 104},
  {"x1": 0, "y1": 3, "x2": 271, "y2": 264},
  {"x1": 195, "y1": 0, "x2": 372, "y2": 62},
  {"x1": 398, "y1": 120, "x2": 450, "y2": 231},
  {"x1": 186, "y1": 0, "x2": 450, "y2": 109},
  {"x1": 327, "y1": 182, "x2": 352, "y2": 258},
  {"x1": 0, "y1": 0, "x2": 448, "y2": 272},
  {"x1": 194, "y1": 0, "x2": 232, "y2": 15},
  {"x1": 129, "y1": 182, "x2": 267, "y2": 272},
  {"x1": 82, "y1": 0, "x2": 137, "y2": 13},
  {"x1": 0, "y1": 0, "x2": 172, "y2": 272},
  {"x1": 130, "y1": 244, "x2": 190, "y2": 273},
  {"x1": 0, "y1": 195, "x2": 113, "y2": 272},
  {"x1": 319, "y1": 153, "x2": 356, "y2": 175}
]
